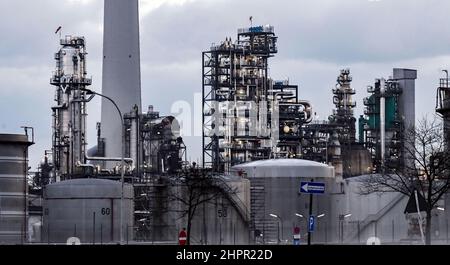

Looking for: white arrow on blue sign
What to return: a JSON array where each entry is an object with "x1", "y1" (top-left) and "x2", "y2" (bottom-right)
[{"x1": 300, "y1": 182, "x2": 325, "y2": 194}]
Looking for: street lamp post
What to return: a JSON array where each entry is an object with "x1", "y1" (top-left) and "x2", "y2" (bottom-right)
[
  {"x1": 338, "y1": 213, "x2": 351, "y2": 244},
  {"x1": 270, "y1": 214, "x2": 283, "y2": 244},
  {"x1": 81, "y1": 88, "x2": 125, "y2": 245}
]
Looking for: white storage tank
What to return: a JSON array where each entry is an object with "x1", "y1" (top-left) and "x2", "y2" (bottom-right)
[
  {"x1": 232, "y1": 159, "x2": 337, "y2": 244},
  {"x1": 42, "y1": 178, "x2": 134, "y2": 244}
]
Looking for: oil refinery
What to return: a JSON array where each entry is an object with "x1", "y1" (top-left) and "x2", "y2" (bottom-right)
[{"x1": 1, "y1": 0, "x2": 450, "y2": 247}]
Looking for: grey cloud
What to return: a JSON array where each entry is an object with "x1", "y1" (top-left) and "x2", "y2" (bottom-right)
[{"x1": 141, "y1": 0, "x2": 450, "y2": 64}]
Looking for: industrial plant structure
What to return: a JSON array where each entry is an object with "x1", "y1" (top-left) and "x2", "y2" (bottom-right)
[
  {"x1": 25, "y1": 0, "x2": 251, "y2": 245},
  {"x1": 436, "y1": 70, "x2": 450, "y2": 150},
  {"x1": 2, "y1": 0, "x2": 450, "y2": 246},
  {"x1": 202, "y1": 25, "x2": 313, "y2": 173}
]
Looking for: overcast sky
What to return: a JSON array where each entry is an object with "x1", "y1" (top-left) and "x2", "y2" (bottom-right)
[{"x1": 1, "y1": 0, "x2": 449, "y2": 169}]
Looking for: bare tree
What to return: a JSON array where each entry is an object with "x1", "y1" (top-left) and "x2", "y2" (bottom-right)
[
  {"x1": 169, "y1": 163, "x2": 238, "y2": 245},
  {"x1": 359, "y1": 116, "x2": 450, "y2": 245}
]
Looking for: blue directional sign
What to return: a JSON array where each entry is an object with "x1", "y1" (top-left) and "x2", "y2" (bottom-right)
[
  {"x1": 300, "y1": 182, "x2": 325, "y2": 194},
  {"x1": 308, "y1": 216, "x2": 315, "y2": 232}
]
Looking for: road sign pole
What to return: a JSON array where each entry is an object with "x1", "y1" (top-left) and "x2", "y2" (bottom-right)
[
  {"x1": 308, "y1": 190, "x2": 313, "y2": 245},
  {"x1": 300, "y1": 179, "x2": 325, "y2": 246}
]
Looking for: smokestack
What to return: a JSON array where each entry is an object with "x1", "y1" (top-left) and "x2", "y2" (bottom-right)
[
  {"x1": 101, "y1": 0, "x2": 142, "y2": 159},
  {"x1": 393, "y1": 68, "x2": 417, "y2": 169}
]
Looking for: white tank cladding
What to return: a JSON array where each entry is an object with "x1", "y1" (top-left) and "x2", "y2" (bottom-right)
[
  {"x1": 101, "y1": 0, "x2": 142, "y2": 161},
  {"x1": 0, "y1": 134, "x2": 33, "y2": 244},
  {"x1": 42, "y1": 178, "x2": 134, "y2": 244},
  {"x1": 232, "y1": 159, "x2": 336, "y2": 244}
]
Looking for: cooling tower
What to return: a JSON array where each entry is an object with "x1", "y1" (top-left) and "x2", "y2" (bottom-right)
[{"x1": 101, "y1": 0, "x2": 142, "y2": 159}]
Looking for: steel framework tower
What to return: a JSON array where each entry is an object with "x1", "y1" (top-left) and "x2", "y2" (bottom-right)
[
  {"x1": 436, "y1": 70, "x2": 450, "y2": 151},
  {"x1": 202, "y1": 26, "x2": 277, "y2": 172},
  {"x1": 101, "y1": 0, "x2": 142, "y2": 160},
  {"x1": 202, "y1": 25, "x2": 312, "y2": 172}
]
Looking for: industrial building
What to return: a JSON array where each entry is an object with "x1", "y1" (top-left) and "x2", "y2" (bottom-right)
[{"x1": 1, "y1": 0, "x2": 450, "y2": 246}]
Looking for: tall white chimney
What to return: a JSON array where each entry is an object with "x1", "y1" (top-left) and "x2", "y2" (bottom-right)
[{"x1": 101, "y1": 0, "x2": 142, "y2": 159}]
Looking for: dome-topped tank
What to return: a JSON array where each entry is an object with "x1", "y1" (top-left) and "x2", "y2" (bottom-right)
[
  {"x1": 232, "y1": 159, "x2": 337, "y2": 245},
  {"x1": 232, "y1": 158, "x2": 334, "y2": 178},
  {"x1": 43, "y1": 178, "x2": 134, "y2": 244}
]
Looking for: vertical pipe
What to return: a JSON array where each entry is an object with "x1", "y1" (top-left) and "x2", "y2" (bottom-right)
[
  {"x1": 93, "y1": 212, "x2": 96, "y2": 245},
  {"x1": 40, "y1": 219, "x2": 43, "y2": 243},
  {"x1": 392, "y1": 219, "x2": 395, "y2": 243},
  {"x1": 357, "y1": 221, "x2": 360, "y2": 244},
  {"x1": 380, "y1": 78, "x2": 386, "y2": 170},
  {"x1": 307, "y1": 191, "x2": 313, "y2": 245},
  {"x1": 219, "y1": 219, "x2": 222, "y2": 245},
  {"x1": 110, "y1": 198, "x2": 114, "y2": 242},
  {"x1": 374, "y1": 221, "x2": 378, "y2": 238},
  {"x1": 277, "y1": 220, "x2": 280, "y2": 244},
  {"x1": 120, "y1": 121, "x2": 125, "y2": 245},
  {"x1": 101, "y1": 224, "x2": 103, "y2": 245},
  {"x1": 126, "y1": 224, "x2": 129, "y2": 245},
  {"x1": 233, "y1": 223, "x2": 236, "y2": 244}
]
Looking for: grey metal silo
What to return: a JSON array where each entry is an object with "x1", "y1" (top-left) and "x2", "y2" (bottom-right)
[
  {"x1": 0, "y1": 134, "x2": 33, "y2": 244},
  {"x1": 42, "y1": 178, "x2": 134, "y2": 244}
]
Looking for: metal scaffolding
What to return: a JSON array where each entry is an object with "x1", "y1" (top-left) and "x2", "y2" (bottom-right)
[
  {"x1": 202, "y1": 25, "x2": 312, "y2": 172},
  {"x1": 360, "y1": 77, "x2": 403, "y2": 172}
]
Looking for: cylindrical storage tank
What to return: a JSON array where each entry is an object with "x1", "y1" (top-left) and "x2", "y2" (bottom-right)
[
  {"x1": 0, "y1": 134, "x2": 33, "y2": 244},
  {"x1": 232, "y1": 159, "x2": 337, "y2": 245},
  {"x1": 42, "y1": 179, "x2": 134, "y2": 244}
]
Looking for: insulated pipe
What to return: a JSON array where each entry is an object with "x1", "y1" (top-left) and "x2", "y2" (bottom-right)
[
  {"x1": 380, "y1": 78, "x2": 386, "y2": 170},
  {"x1": 85, "y1": 155, "x2": 134, "y2": 165},
  {"x1": 76, "y1": 162, "x2": 96, "y2": 172},
  {"x1": 298, "y1": 100, "x2": 313, "y2": 123}
]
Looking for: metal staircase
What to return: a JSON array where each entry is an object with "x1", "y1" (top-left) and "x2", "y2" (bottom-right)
[
  {"x1": 249, "y1": 178, "x2": 278, "y2": 243},
  {"x1": 346, "y1": 193, "x2": 406, "y2": 242}
]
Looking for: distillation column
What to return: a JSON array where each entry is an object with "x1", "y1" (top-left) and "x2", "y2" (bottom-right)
[
  {"x1": 329, "y1": 69, "x2": 356, "y2": 143},
  {"x1": 50, "y1": 36, "x2": 92, "y2": 180}
]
